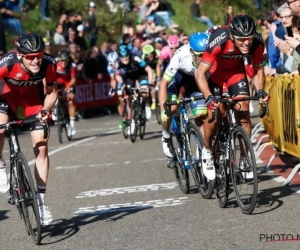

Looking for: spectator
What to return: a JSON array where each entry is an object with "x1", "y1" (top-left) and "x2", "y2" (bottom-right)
[
  {"x1": 0, "y1": 0, "x2": 23, "y2": 35},
  {"x1": 69, "y1": 42, "x2": 79, "y2": 53},
  {"x1": 53, "y1": 23, "x2": 66, "y2": 45},
  {"x1": 84, "y1": 48, "x2": 102, "y2": 79},
  {"x1": 279, "y1": 6, "x2": 293, "y2": 32},
  {"x1": 70, "y1": 51, "x2": 86, "y2": 79},
  {"x1": 67, "y1": 29, "x2": 77, "y2": 45},
  {"x1": 145, "y1": 15, "x2": 157, "y2": 34},
  {"x1": 146, "y1": 0, "x2": 178, "y2": 33},
  {"x1": 5, "y1": 0, "x2": 26, "y2": 13},
  {"x1": 288, "y1": 0, "x2": 300, "y2": 17},
  {"x1": 131, "y1": 38, "x2": 142, "y2": 57},
  {"x1": 180, "y1": 34, "x2": 189, "y2": 44},
  {"x1": 99, "y1": 42, "x2": 109, "y2": 58},
  {"x1": 139, "y1": 0, "x2": 150, "y2": 20},
  {"x1": 254, "y1": 0, "x2": 263, "y2": 10},
  {"x1": 76, "y1": 24, "x2": 87, "y2": 51},
  {"x1": 85, "y1": 2, "x2": 98, "y2": 47},
  {"x1": 224, "y1": 6, "x2": 233, "y2": 25},
  {"x1": 154, "y1": 37, "x2": 164, "y2": 50},
  {"x1": 122, "y1": 18, "x2": 134, "y2": 37},
  {"x1": 65, "y1": 12, "x2": 80, "y2": 37},
  {"x1": 41, "y1": 0, "x2": 50, "y2": 21},
  {"x1": 108, "y1": 40, "x2": 118, "y2": 53},
  {"x1": 190, "y1": 0, "x2": 214, "y2": 28}
]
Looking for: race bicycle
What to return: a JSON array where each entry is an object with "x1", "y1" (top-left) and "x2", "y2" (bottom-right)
[
  {"x1": 164, "y1": 96, "x2": 213, "y2": 197},
  {"x1": 6, "y1": 115, "x2": 49, "y2": 244},
  {"x1": 211, "y1": 96, "x2": 268, "y2": 214}
]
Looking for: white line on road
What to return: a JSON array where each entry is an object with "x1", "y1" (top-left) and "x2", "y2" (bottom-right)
[
  {"x1": 28, "y1": 129, "x2": 120, "y2": 166},
  {"x1": 73, "y1": 197, "x2": 188, "y2": 215},
  {"x1": 76, "y1": 182, "x2": 178, "y2": 198}
]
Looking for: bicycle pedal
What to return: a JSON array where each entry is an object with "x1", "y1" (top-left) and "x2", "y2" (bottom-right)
[{"x1": 167, "y1": 160, "x2": 175, "y2": 169}]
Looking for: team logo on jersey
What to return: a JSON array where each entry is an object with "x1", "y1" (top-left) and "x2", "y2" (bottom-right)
[
  {"x1": 238, "y1": 82, "x2": 247, "y2": 88},
  {"x1": 6, "y1": 78, "x2": 43, "y2": 86},
  {"x1": 0, "y1": 54, "x2": 13, "y2": 64},
  {"x1": 209, "y1": 32, "x2": 226, "y2": 48},
  {"x1": 220, "y1": 54, "x2": 244, "y2": 59},
  {"x1": 16, "y1": 73, "x2": 22, "y2": 78}
]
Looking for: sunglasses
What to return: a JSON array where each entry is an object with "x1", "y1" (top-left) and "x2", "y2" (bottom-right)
[
  {"x1": 120, "y1": 56, "x2": 129, "y2": 61},
  {"x1": 170, "y1": 46, "x2": 179, "y2": 50},
  {"x1": 23, "y1": 52, "x2": 44, "y2": 60},
  {"x1": 233, "y1": 35, "x2": 254, "y2": 42},
  {"x1": 191, "y1": 50, "x2": 204, "y2": 57}
]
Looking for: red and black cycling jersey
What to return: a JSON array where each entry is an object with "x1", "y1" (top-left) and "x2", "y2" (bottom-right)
[
  {"x1": 201, "y1": 26, "x2": 264, "y2": 73},
  {"x1": 56, "y1": 60, "x2": 76, "y2": 88}
]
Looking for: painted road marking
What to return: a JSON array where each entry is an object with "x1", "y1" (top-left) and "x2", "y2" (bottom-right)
[
  {"x1": 73, "y1": 197, "x2": 188, "y2": 215},
  {"x1": 76, "y1": 182, "x2": 178, "y2": 198},
  {"x1": 55, "y1": 158, "x2": 167, "y2": 170},
  {"x1": 28, "y1": 129, "x2": 120, "y2": 166}
]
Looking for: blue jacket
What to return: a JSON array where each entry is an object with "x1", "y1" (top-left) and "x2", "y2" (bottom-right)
[{"x1": 268, "y1": 20, "x2": 285, "y2": 69}]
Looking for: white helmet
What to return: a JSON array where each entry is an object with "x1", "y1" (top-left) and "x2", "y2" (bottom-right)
[{"x1": 107, "y1": 52, "x2": 118, "y2": 64}]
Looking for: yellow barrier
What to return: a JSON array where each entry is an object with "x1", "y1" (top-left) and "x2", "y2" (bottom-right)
[{"x1": 261, "y1": 74, "x2": 300, "y2": 157}]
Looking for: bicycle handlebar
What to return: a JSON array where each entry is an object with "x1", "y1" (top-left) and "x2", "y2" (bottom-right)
[
  {"x1": 0, "y1": 117, "x2": 49, "y2": 139},
  {"x1": 163, "y1": 96, "x2": 204, "y2": 117},
  {"x1": 208, "y1": 96, "x2": 269, "y2": 123}
]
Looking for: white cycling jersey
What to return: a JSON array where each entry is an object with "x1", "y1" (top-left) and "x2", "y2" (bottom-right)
[{"x1": 163, "y1": 44, "x2": 196, "y2": 82}]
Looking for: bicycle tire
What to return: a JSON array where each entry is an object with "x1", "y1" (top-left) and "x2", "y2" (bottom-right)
[
  {"x1": 170, "y1": 130, "x2": 190, "y2": 194},
  {"x1": 56, "y1": 105, "x2": 63, "y2": 144},
  {"x1": 187, "y1": 122, "x2": 213, "y2": 199},
  {"x1": 139, "y1": 102, "x2": 146, "y2": 140},
  {"x1": 17, "y1": 153, "x2": 42, "y2": 244},
  {"x1": 122, "y1": 101, "x2": 129, "y2": 139},
  {"x1": 155, "y1": 91, "x2": 161, "y2": 125},
  {"x1": 212, "y1": 136, "x2": 229, "y2": 208},
  {"x1": 130, "y1": 101, "x2": 138, "y2": 143},
  {"x1": 230, "y1": 126, "x2": 258, "y2": 215},
  {"x1": 122, "y1": 119, "x2": 129, "y2": 139},
  {"x1": 64, "y1": 103, "x2": 72, "y2": 141}
]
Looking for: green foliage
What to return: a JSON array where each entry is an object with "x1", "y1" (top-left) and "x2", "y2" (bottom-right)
[{"x1": 5, "y1": 0, "x2": 273, "y2": 50}]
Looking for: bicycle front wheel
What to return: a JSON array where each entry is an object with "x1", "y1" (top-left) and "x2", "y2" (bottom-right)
[
  {"x1": 155, "y1": 91, "x2": 161, "y2": 125},
  {"x1": 130, "y1": 101, "x2": 138, "y2": 143},
  {"x1": 187, "y1": 122, "x2": 213, "y2": 199},
  {"x1": 17, "y1": 153, "x2": 41, "y2": 244},
  {"x1": 56, "y1": 105, "x2": 63, "y2": 144},
  {"x1": 170, "y1": 130, "x2": 190, "y2": 194},
  {"x1": 230, "y1": 126, "x2": 258, "y2": 215},
  {"x1": 139, "y1": 102, "x2": 146, "y2": 140}
]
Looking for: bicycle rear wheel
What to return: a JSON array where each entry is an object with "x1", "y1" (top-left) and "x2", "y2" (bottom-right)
[
  {"x1": 212, "y1": 136, "x2": 229, "y2": 208},
  {"x1": 155, "y1": 90, "x2": 161, "y2": 125},
  {"x1": 17, "y1": 153, "x2": 41, "y2": 244},
  {"x1": 139, "y1": 102, "x2": 146, "y2": 140},
  {"x1": 130, "y1": 101, "x2": 138, "y2": 143},
  {"x1": 187, "y1": 122, "x2": 213, "y2": 199},
  {"x1": 122, "y1": 119, "x2": 129, "y2": 139},
  {"x1": 56, "y1": 105, "x2": 63, "y2": 144},
  {"x1": 230, "y1": 126, "x2": 258, "y2": 215},
  {"x1": 170, "y1": 130, "x2": 190, "y2": 194}
]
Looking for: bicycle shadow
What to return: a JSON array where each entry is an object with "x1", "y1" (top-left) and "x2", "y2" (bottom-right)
[
  {"x1": 0, "y1": 210, "x2": 9, "y2": 221},
  {"x1": 143, "y1": 130, "x2": 162, "y2": 141},
  {"x1": 68, "y1": 131, "x2": 120, "y2": 142},
  {"x1": 224, "y1": 175, "x2": 292, "y2": 214},
  {"x1": 40, "y1": 206, "x2": 152, "y2": 245}
]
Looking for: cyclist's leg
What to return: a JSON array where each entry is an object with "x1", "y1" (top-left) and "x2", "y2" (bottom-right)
[
  {"x1": 26, "y1": 104, "x2": 53, "y2": 224},
  {"x1": 161, "y1": 74, "x2": 181, "y2": 158},
  {"x1": 0, "y1": 99, "x2": 11, "y2": 193},
  {"x1": 150, "y1": 70, "x2": 156, "y2": 110},
  {"x1": 67, "y1": 87, "x2": 76, "y2": 135},
  {"x1": 138, "y1": 76, "x2": 151, "y2": 119},
  {"x1": 124, "y1": 78, "x2": 135, "y2": 118}
]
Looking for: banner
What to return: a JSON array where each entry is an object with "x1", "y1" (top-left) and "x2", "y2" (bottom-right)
[
  {"x1": 75, "y1": 77, "x2": 118, "y2": 110},
  {"x1": 262, "y1": 74, "x2": 300, "y2": 158}
]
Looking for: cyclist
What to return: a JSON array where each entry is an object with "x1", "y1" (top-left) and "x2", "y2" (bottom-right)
[
  {"x1": 141, "y1": 44, "x2": 160, "y2": 110},
  {"x1": 156, "y1": 35, "x2": 180, "y2": 81},
  {"x1": 115, "y1": 45, "x2": 153, "y2": 129},
  {"x1": 0, "y1": 33, "x2": 57, "y2": 225},
  {"x1": 159, "y1": 32, "x2": 209, "y2": 158},
  {"x1": 56, "y1": 49, "x2": 77, "y2": 136},
  {"x1": 107, "y1": 51, "x2": 126, "y2": 129},
  {"x1": 195, "y1": 14, "x2": 270, "y2": 181}
]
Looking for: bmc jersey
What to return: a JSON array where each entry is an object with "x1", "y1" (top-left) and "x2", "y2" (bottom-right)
[
  {"x1": 56, "y1": 61, "x2": 76, "y2": 88},
  {"x1": 0, "y1": 50, "x2": 57, "y2": 119},
  {"x1": 201, "y1": 27, "x2": 264, "y2": 73},
  {"x1": 115, "y1": 55, "x2": 147, "y2": 80},
  {"x1": 163, "y1": 44, "x2": 196, "y2": 82}
]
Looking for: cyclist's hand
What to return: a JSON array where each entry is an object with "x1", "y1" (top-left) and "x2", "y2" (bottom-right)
[
  {"x1": 257, "y1": 89, "x2": 270, "y2": 103},
  {"x1": 38, "y1": 110, "x2": 51, "y2": 124},
  {"x1": 161, "y1": 110, "x2": 169, "y2": 123},
  {"x1": 205, "y1": 95, "x2": 219, "y2": 111},
  {"x1": 109, "y1": 88, "x2": 115, "y2": 96}
]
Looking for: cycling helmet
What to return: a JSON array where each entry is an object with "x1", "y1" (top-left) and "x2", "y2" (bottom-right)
[
  {"x1": 118, "y1": 44, "x2": 130, "y2": 58},
  {"x1": 58, "y1": 50, "x2": 71, "y2": 61},
  {"x1": 229, "y1": 14, "x2": 256, "y2": 37},
  {"x1": 14, "y1": 33, "x2": 45, "y2": 54},
  {"x1": 167, "y1": 35, "x2": 179, "y2": 48},
  {"x1": 107, "y1": 52, "x2": 118, "y2": 64},
  {"x1": 189, "y1": 32, "x2": 209, "y2": 52},
  {"x1": 142, "y1": 44, "x2": 154, "y2": 55}
]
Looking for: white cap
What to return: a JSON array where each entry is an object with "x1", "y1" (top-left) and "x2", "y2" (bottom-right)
[
  {"x1": 77, "y1": 24, "x2": 84, "y2": 32},
  {"x1": 89, "y1": 2, "x2": 96, "y2": 8}
]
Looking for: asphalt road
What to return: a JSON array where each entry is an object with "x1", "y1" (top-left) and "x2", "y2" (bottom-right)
[{"x1": 1, "y1": 105, "x2": 300, "y2": 250}]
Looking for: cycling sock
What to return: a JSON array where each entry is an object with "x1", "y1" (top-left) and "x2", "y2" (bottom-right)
[
  {"x1": 70, "y1": 117, "x2": 75, "y2": 127},
  {"x1": 152, "y1": 98, "x2": 155, "y2": 103},
  {"x1": 203, "y1": 148, "x2": 212, "y2": 154},
  {"x1": 162, "y1": 130, "x2": 170, "y2": 138},
  {"x1": 37, "y1": 185, "x2": 46, "y2": 205}
]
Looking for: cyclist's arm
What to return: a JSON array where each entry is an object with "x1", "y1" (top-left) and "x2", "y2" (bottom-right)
[
  {"x1": 110, "y1": 74, "x2": 116, "y2": 89},
  {"x1": 43, "y1": 64, "x2": 58, "y2": 111},
  {"x1": 145, "y1": 65, "x2": 153, "y2": 84},
  {"x1": 67, "y1": 76, "x2": 76, "y2": 88},
  {"x1": 68, "y1": 65, "x2": 77, "y2": 88},
  {"x1": 195, "y1": 62, "x2": 212, "y2": 99},
  {"x1": 156, "y1": 59, "x2": 163, "y2": 79},
  {"x1": 252, "y1": 41, "x2": 265, "y2": 91}
]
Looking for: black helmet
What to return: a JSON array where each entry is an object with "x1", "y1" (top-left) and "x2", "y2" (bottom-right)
[
  {"x1": 14, "y1": 33, "x2": 45, "y2": 54},
  {"x1": 58, "y1": 49, "x2": 71, "y2": 61},
  {"x1": 229, "y1": 14, "x2": 256, "y2": 37},
  {"x1": 118, "y1": 44, "x2": 130, "y2": 58}
]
